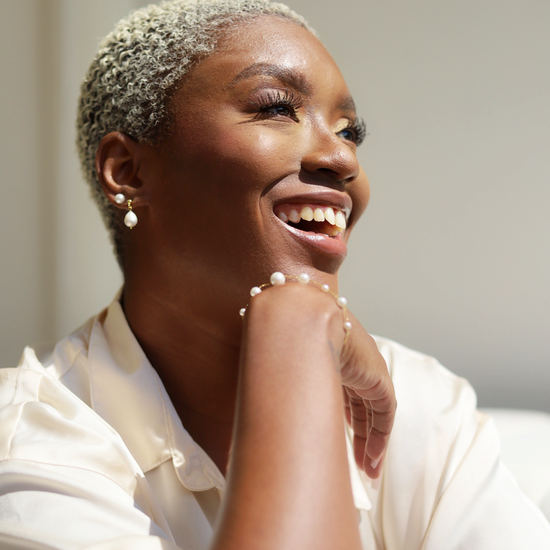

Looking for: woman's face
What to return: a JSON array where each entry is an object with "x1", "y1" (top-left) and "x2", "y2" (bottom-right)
[{"x1": 139, "y1": 16, "x2": 370, "y2": 302}]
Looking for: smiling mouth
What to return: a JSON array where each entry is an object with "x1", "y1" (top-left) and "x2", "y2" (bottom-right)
[{"x1": 274, "y1": 204, "x2": 347, "y2": 238}]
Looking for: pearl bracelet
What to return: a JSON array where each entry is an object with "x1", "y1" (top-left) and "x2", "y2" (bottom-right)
[{"x1": 239, "y1": 272, "x2": 352, "y2": 345}]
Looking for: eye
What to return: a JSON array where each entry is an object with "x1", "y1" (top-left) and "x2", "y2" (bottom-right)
[
  {"x1": 251, "y1": 89, "x2": 303, "y2": 123},
  {"x1": 337, "y1": 117, "x2": 367, "y2": 146},
  {"x1": 264, "y1": 104, "x2": 295, "y2": 117},
  {"x1": 337, "y1": 128, "x2": 356, "y2": 142}
]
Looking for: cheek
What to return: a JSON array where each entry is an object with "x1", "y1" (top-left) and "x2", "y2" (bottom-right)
[
  {"x1": 192, "y1": 126, "x2": 299, "y2": 188},
  {"x1": 153, "y1": 125, "x2": 299, "y2": 236},
  {"x1": 351, "y1": 167, "x2": 370, "y2": 220}
]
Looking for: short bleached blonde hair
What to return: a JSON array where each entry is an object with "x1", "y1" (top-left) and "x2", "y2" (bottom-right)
[{"x1": 76, "y1": 0, "x2": 312, "y2": 263}]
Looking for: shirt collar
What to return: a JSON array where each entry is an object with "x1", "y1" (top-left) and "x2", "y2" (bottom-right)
[{"x1": 87, "y1": 294, "x2": 225, "y2": 493}]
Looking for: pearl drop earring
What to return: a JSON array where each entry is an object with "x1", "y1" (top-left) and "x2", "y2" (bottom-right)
[{"x1": 124, "y1": 199, "x2": 138, "y2": 228}]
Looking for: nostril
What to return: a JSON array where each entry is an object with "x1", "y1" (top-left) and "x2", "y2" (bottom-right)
[
  {"x1": 317, "y1": 168, "x2": 339, "y2": 178},
  {"x1": 315, "y1": 167, "x2": 354, "y2": 186},
  {"x1": 302, "y1": 148, "x2": 359, "y2": 184}
]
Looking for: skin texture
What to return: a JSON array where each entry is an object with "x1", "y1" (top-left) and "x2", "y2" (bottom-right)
[{"x1": 96, "y1": 15, "x2": 396, "y2": 549}]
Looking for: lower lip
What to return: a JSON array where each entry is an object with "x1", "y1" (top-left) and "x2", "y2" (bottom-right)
[{"x1": 279, "y1": 221, "x2": 348, "y2": 257}]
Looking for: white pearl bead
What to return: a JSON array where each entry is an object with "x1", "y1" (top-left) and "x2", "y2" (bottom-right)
[
  {"x1": 270, "y1": 272, "x2": 286, "y2": 285},
  {"x1": 344, "y1": 321, "x2": 352, "y2": 330},
  {"x1": 239, "y1": 308, "x2": 246, "y2": 317},
  {"x1": 124, "y1": 210, "x2": 138, "y2": 228},
  {"x1": 337, "y1": 296, "x2": 347, "y2": 308},
  {"x1": 250, "y1": 286, "x2": 262, "y2": 297},
  {"x1": 115, "y1": 193, "x2": 126, "y2": 204},
  {"x1": 321, "y1": 284, "x2": 330, "y2": 293},
  {"x1": 298, "y1": 273, "x2": 310, "y2": 285}
]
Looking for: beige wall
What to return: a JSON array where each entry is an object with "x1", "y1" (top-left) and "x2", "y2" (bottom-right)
[
  {"x1": 1, "y1": 0, "x2": 549, "y2": 411},
  {"x1": 0, "y1": 0, "x2": 143, "y2": 363},
  {"x1": 0, "y1": 0, "x2": 44, "y2": 365}
]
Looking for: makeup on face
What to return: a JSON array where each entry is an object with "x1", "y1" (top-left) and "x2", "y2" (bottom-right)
[{"x1": 145, "y1": 16, "x2": 370, "y2": 295}]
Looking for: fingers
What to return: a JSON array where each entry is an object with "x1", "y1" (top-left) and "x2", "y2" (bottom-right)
[
  {"x1": 344, "y1": 387, "x2": 369, "y2": 469},
  {"x1": 361, "y1": 380, "x2": 395, "y2": 463},
  {"x1": 345, "y1": 388, "x2": 393, "y2": 479},
  {"x1": 341, "y1": 317, "x2": 397, "y2": 478},
  {"x1": 340, "y1": 312, "x2": 397, "y2": 480},
  {"x1": 365, "y1": 449, "x2": 386, "y2": 480},
  {"x1": 343, "y1": 386, "x2": 352, "y2": 426}
]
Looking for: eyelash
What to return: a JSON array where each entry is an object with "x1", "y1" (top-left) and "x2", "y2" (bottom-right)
[
  {"x1": 250, "y1": 89, "x2": 367, "y2": 146},
  {"x1": 251, "y1": 89, "x2": 304, "y2": 122},
  {"x1": 339, "y1": 117, "x2": 367, "y2": 146}
]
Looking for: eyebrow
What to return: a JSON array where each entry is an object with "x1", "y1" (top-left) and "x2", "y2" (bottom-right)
[
  {"x1": 338, "y1": 95, "x2": 356, "y2": 115},
  {"x1": 228, "y1": 62, "x2": 311, "y2": 94},
  {"x1": 228, "y1": 61, "x2": 358, "y2": 115}
]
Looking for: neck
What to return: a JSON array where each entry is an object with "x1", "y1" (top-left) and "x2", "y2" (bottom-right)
[{"x1": 121, "y1": 275, "x2": 243, "y2": 475}]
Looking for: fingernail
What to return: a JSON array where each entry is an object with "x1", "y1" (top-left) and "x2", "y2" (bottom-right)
[
  {"x1": 371, "y1": 476, "x2": 381, "y2": 491},
  {"x1": 370, "y1": 456, "x2": 381, "y2": 469}
]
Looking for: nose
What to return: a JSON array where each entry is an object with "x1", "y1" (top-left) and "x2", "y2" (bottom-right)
[{"x1": 300, "y1": 122, "x2": 360, "y2": 184}]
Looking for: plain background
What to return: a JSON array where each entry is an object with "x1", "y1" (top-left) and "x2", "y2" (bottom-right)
[{"x1": 1, "y1": 0, "x2": 548, "y2": 411}]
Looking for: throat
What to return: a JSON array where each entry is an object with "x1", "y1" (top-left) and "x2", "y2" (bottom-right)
[{"x1": 173, "y1": 400, "x2": 235, "y2": 476}]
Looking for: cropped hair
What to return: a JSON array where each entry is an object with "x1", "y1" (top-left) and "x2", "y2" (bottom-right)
[{"x1": 76, "y1": 0, "x2": 312, "y2": 264}]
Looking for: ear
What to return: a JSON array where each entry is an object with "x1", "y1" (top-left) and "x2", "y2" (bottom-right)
[{"x1": 95, "y1": 132, "x2": 148, "y2": 208}]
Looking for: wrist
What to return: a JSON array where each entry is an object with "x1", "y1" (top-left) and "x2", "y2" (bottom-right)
[{"x1": 241, "y1": 272, "x2": 351, "y2": 347}]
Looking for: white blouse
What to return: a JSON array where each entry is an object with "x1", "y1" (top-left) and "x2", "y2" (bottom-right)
[{"x1": 0, "y1": 296, "x2": 549, "y2": 549}]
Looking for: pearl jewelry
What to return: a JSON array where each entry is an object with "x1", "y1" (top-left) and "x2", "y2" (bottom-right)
[
  {"x1": 124, "y1": 211, "x2": 138, "y2": 228},
  {"x1": 241, "y1": 272, "x2": 352, "y2": 345},
  {"x1": 124, "y1": 199, "x2": 138, "y2": 229},
  {"x1": 270, "y1": 272, "x2": 286, "y2": 285},
  {"x1": 115, "y1": 193, "x2": 126, "y2": 204},
  {"x1": 337, "y1": 296, "x2": 347, "y2": 308}
]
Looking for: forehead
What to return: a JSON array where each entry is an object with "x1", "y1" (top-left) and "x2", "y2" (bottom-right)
[
  {"x1": 179, "y1": 16, "x2": 350, "y2": 102},
  {"x1": 217, "y1": 16, "x2": 334, "y2": 69}
]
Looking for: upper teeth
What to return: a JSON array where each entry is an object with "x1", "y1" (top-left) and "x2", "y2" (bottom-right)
[
  {"x1": 278, "y1": 206, "x2": 347, "y2": 230},
  {"x1": 288, "y1": 209, "x2": 300, "y2": 223},
  {"x1": 324, "y1": 208, "x2": 335, "y2": 225}
]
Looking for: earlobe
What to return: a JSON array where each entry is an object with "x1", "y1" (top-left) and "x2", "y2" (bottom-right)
[{"x1": 96, "y1": 131, "x2": 146, "y2": 208}]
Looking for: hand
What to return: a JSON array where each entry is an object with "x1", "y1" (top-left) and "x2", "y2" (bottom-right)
[{"x1": 339, "y1": 311, "x2": 396, "y2": 479}]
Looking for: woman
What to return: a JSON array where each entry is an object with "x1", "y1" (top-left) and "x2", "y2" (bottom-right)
[{"x1": 0, "y1": 1, "x2": 548, "y2": 549}]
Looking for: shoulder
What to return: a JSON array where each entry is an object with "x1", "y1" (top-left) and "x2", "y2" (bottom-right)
[
  {"x1": 373, "y1": 335, "x2": 477, "y2": 418},
  {"x1": 0, "y1": 357, "x2": 170, "y2": 547},
  {"x1": 0, "y1": 359, "x2": 141, "y2": 496},
  {"x1": 372, "y1": 335, "x2": 480, "y2": 473},
  {"x1": 372, "y1": 336, "x2": 484, "y2": 498},
  {"x1": 369, "y1": 337, "x2": 490, "y2": 545},
  {"x1": 371, "y1": 336, "x2": 550, "y2": 548}
]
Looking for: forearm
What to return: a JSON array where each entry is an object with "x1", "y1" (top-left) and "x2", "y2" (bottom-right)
[{"x1": 211, "y1": 285, "x2": 361, "y2": 550}]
